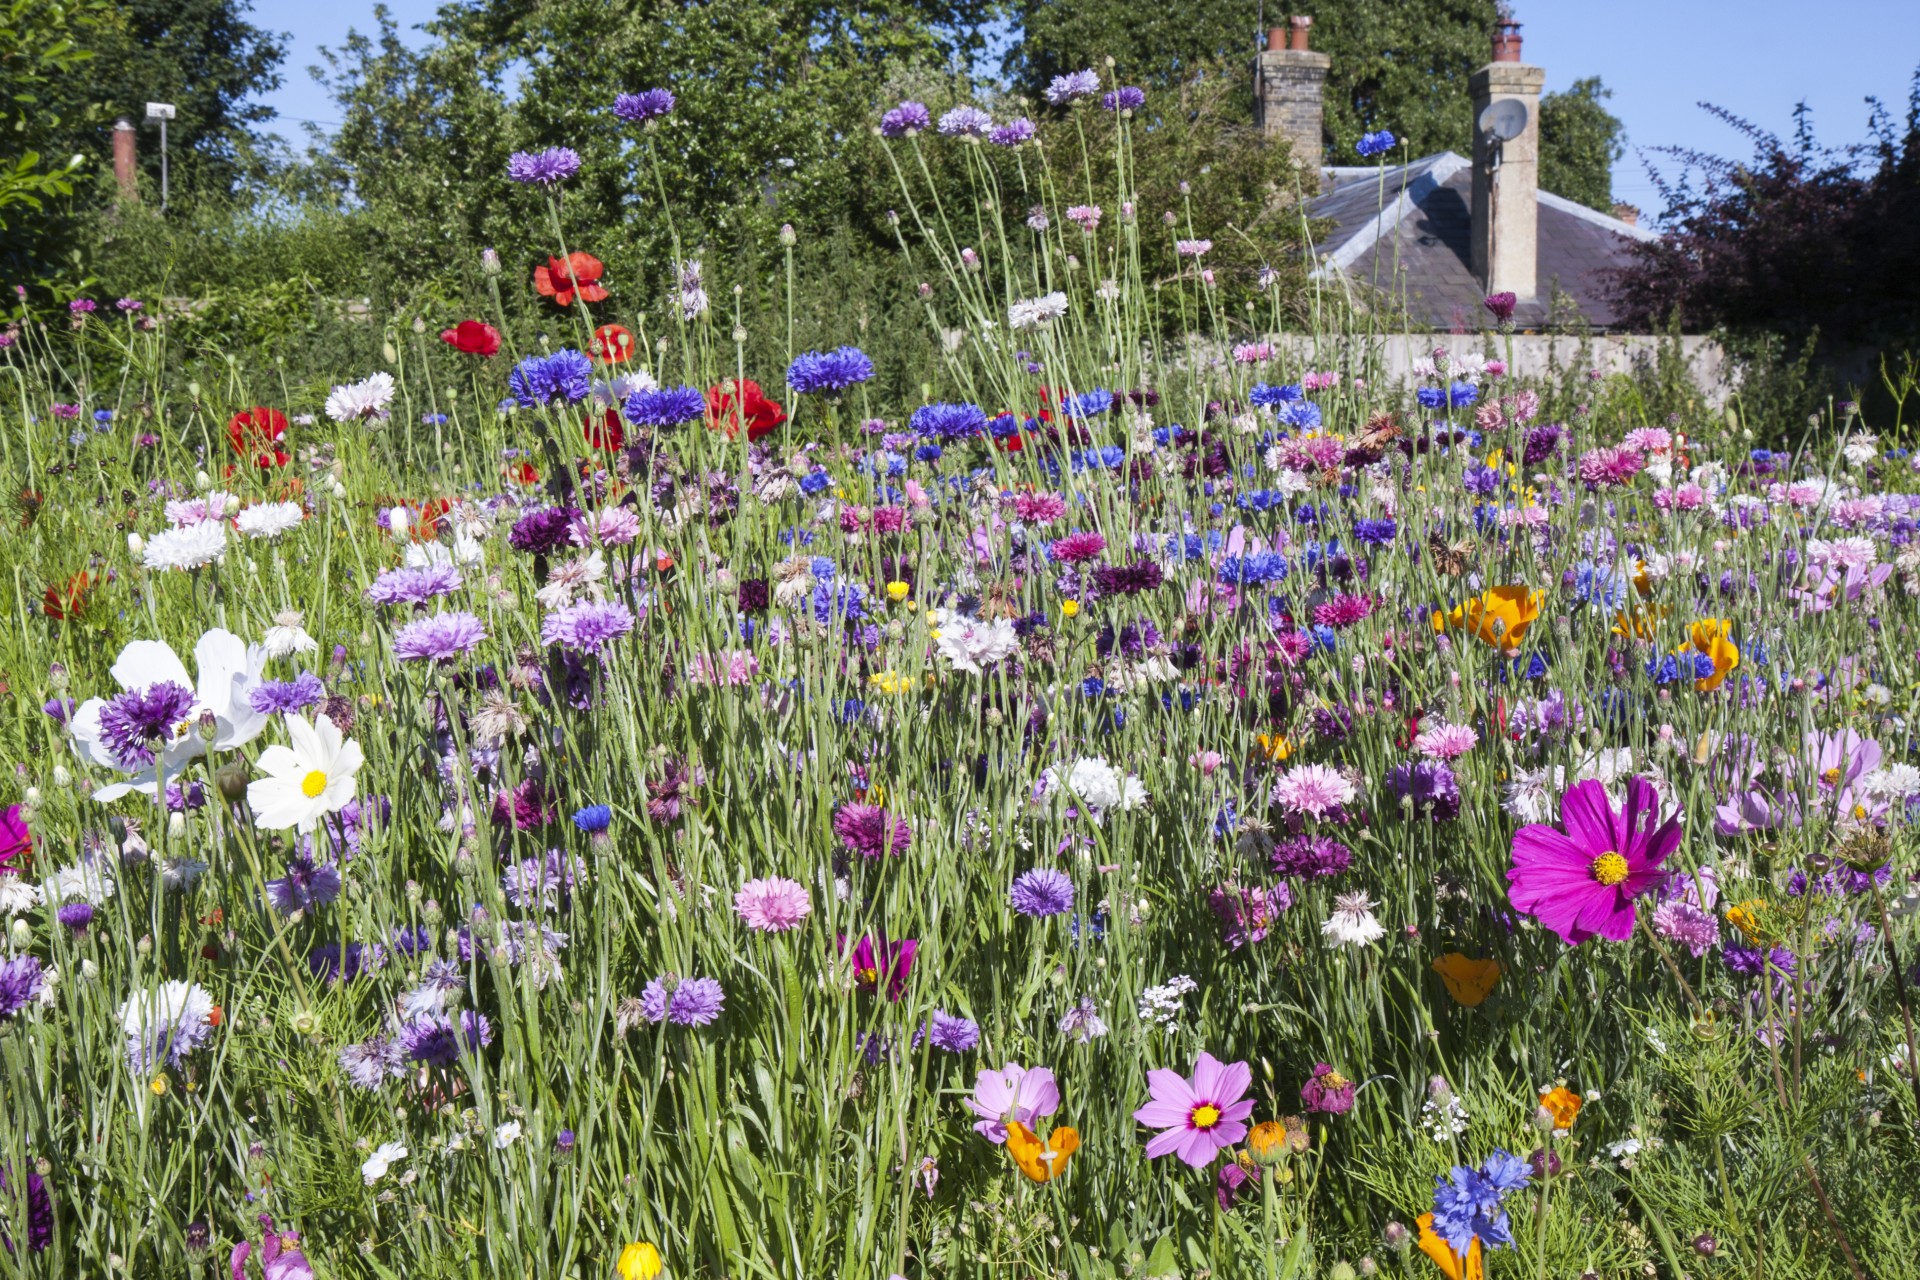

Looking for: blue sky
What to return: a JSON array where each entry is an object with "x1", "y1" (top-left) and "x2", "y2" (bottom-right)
[{"x1": 253, "y1": 0, "x2": 1920, "y2": 210}]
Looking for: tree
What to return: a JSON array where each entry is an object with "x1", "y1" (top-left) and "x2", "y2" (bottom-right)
[
  {"x1": 1539, "y1": 76, "x2": 1623, "y2": 211},
  {"x1": 0, "y1": 0, "x2": 108, "y2": 252}
]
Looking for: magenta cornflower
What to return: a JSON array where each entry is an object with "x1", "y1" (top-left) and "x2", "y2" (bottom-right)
[
  {"x1": 1133, "y1": 1051, "x2": 1255, "y2": 1168},
  {"x1": 833, "y1": 802, "x2": 910, "y2": 858},
  {"x1": 1507, "y1": 777, "x2": 1680, "y2": 945},
  {"x1": 1049, "y1": 531, "x2": 1107, "y2": 563},
  {"x1": 1311, "y1": 593, "x2": 1374, "y2": 629},
  {"x1": 734, "y1": 877, "x2": 811, "y2": 932}
]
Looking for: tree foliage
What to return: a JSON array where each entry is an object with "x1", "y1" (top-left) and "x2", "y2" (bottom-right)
[{"x1": 1539, "y1": 76, "x2": 1623, "y2": 212}]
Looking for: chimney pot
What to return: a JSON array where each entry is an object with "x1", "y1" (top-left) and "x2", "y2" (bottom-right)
[
  {"x1": 1288, "y1": 15, "x2": 1313, "y2": 52},
  {"x1": 1492, "y1": 19, "x2": 1523, "y2": 62},
  {"x1": 1612, "y1": 202, "x2": 1640, "y2": 228},
  {"x1": 112, "y1": 116, "x2": 139, "y2": 202},
  {"x1": 1255, "y1": 19, "x2": 1332, "y2": 190},
  {"x1": 1267, "y1": 26, "x2": 1288, "y2": 52}
]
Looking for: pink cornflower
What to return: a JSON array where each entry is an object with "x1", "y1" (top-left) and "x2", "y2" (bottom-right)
[
  {"x1": 686, "y1": 649, "x2": 760, "y2": 686},
  {"x1": 1301, "y1": 370, "x2": 1341, "y2": 391},
  {"x1": 1133, "y1": 1051, "x2": 1255, "y2": 1168},
  {"x1": 1188, "y1": 750, "x2": 1224, "y2": 775},
  {"x1": 834, "y1": 802, "x2": 911, "y2": 858},
  {"x1": 1009, "y1": 492, "x2": 1067, "y2": 525},
  {"x1": 963, "y1": 1062, "x2": 1060, "y2": 1144},
  {"x1": 1311, "y1": 593, "x2": 1374, "y2": 630},
  {"x1": 1413, "y1": 722, "x2": 1479, "y2": 760},
  {"x1": 1576, "y1": 446, "x2": 1643, "y2": 488},
  {"x1": 1175, "y1": 238, "x2": 1212, "y2": 257},
  {"x1": 1065, "y1": 205, "x2": 1102, "y2": 232},
  {"x1": 734, "y1": 877, "x2": 811, "y2": 932},
  {"x1": 1272, "y1": 764, "x2": 1356, "y2": 818},
  {"x1": 1231, "y1": 342, "x2": 1274, "y2": 364},
  {"x1": 1049, "y1": 531, "x2": 1107, "y2": 563},
  {"x1": 1507, "y1": 777, "x2": 1679, "y2": 945},
  {"x1": 1623, "y1": 427, "x2": 1673, "y2": 452}
]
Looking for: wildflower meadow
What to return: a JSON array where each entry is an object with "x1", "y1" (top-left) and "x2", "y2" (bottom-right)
[{"x1": 5, "y1": 74, "x2": 1920, "y2": 1280}]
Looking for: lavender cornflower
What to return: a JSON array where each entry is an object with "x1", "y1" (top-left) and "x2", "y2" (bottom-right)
[
  {"x1": 365, "y1": 562, "x2": 463, "y2": 606},
  {"x1": 399, "y1": 1010, "x2": 493, "y2": 1066},
  {"x1": 400, "y1": 958, "x2": 468, "y2": 1017},
  {"x1": 989, "y1": 117, "x2": 1036, "y2": 147},
  {"x1": 249, "y1": 672, "x2": 326, "y2": 716},
  {"x1": 937, "y1": 105, "x2": 994, "y2": 139},
  {"x1": 1388, "y1": 761, "x2": 1461, "y2": 820},
  {"x1": 264, "y1": 852, "x2": 342, "y2": 914},
  {"x1": 338, "y1": 1034, "x2": 406, "y2": 1088},
  {"x1": 392, "y1": 611, "x2": 488, "y2": 663},
  {"x1": 925, "y1": 1010, "x2": 981, "y2": 1052},
  {"x1": 1046, "y1": 69, "x2": 1101, "y2": 104},
  {"x1": 1103, "y1": 86, "x2": 1146, "y2": 112},
  {"x1": 541, "y1": 600, "x2": 635, "y2": 654},
  {"x1": 880, "y1": 101, "x2": 931, "y2": 137},
  {"x1": 502, "y1": 850, "x2": 583, "y2": 912},
  {"x1": 0, "y1": 955, "x2": 44, "y2": 1018},
  {"x1": 623, "y1": 385, "x2": 706, "y2": 427},
  {"x1": 786, "y1": 346, "x2": 875, "y2": 395},
  {"x1": 508, "y1": 349, "x2": 592, "y2": 407},
  {"x1": 1010, "y1": 868, "x2": 1075, "y2": 917},
  {"x1": 97, "y1": 682, "x2": 197, "y2": 767},
  {"x1": 639, "y1": 974, "x2": 726, "y2": 1026},
  {"x1": 506, "y1": 147, "x2": 581, "y2": 186},
  {"x1": 611, "y1": 89, "x2": 675, "y2": 123}
]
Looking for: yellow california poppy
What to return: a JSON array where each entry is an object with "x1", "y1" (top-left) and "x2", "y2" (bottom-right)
[
  {"x1": 1432, "y1": 954, "x2": 1502, "y2": 1007},
  {"x1": 1254, "y1": 733, "x2": 1293, "y2": 762},
  {"x1": 1005, "y1": 1121, "x2": 1080, "y2": 1184},
  {"x1": 1431, "y1": 586, "x2": 1542, "y2": 650},
  {"x1": 1678, "y1": 618, "x2": 1740, "y2": 692},
  {"x1": 1416, "y1": 1212, "x2": 1483, "y2": 1280},
  {"x1": 616, "y1": 1242, "x2": 663, "y2": 1280}
]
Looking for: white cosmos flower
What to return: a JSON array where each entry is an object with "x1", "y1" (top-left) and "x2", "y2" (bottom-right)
[
  {"x1": 325, "y1": 371, "x2": 397, "y2": 423},
  {"x1": 142, "y1": 520, "x2": 228, "y2": 571},
  {"x1": 362, "y1": 1141, "x2": 408, "y2": 1185},
  {"x1": 67, "y1": 630, "x2": 269, "y2": 802},
  {"x1": 246, "y1": 713, "x2": 364, "y2": 831},
  {"x1": 263, "y1": 610, "x2": 319, "y2": 658},
  {"x1": 235, "y1": 501, "x2": 305, "y2": 539}
]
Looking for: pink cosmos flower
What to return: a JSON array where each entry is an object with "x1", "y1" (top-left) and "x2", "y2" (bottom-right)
[
  {"x1": 1272, "y1": 764, "x2": 1356, "y2": 819},
  {"x1": 734, "y1": 877, "x2": 811, "y2": 932},
  {"x1": 963, "y1": 1062, "x2": 1060, "y2": 1144},
  {"x1": 1506, "y1": 777, "x2": 1679, "y2": 945},
  {"x1": 1133, "y1": 1051, "x2": 1255, "y2": 1168}
]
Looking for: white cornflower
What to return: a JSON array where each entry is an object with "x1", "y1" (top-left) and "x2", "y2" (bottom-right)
[
  {"x1": 1842, "y1": 432, "x2": 1879, "y2": 466},
  {"x1": 44, "y1": 861, "x2": 116, "y2": 905},
  {"x1": 0, "y1": 876, "x2": 43, "y2": 914},
  {"x1": 1058, "y1": 996, "x2": 1108, "y2": 1042},
  {"x1": 325, "y1": 371, "x2": 397, "y2": 423},
  {"x1": 142, "y1": 520, "x2": 228, "y2": 571},
  {"x1": 933, "y1": 615, "x2": 1020, "y2": 675},
  {"x1": 361, "y1": 1141, "x2": 408, "y2": 1185},
  {"x1": 1321, "y1": 891, "x2": 1385, "y2": 948},
  {"x1": 246, "y1": 714, "x2": 363, "y2": 832},
  {"x1": 263, "y1": 610, "x2": 319, "y2": 658},
  {"x1": 492, "y1": 1120, "x2": 523, "y2": 1149},
  {"x1": 117, "y1": 980, "x2": 215, "y2": 1074},
  {"x1": 1038, "y1": 756, "x2": 1148, "y2": 816},
  {"x1": 1007, "y1": 291, "x2": 1069, "y2": 330},
  {"x1": 235, "y1": 501, "x2": 305, "y2": 539}
]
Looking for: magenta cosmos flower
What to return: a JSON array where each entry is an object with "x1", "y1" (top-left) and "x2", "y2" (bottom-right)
[
  {"x1": 1134, "y1": 1051, "x2": 1255, "y2": 1168},
  {"x1": 962, "y1": 1062, "x2": 1060, "y2": 1144},
  {"x1": 1507, "y1": 777, "x2": 1679, "y2": 945}
]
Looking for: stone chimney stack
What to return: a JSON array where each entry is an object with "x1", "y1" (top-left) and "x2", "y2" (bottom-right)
[
  {"x1": 113, "y1": 117, "x2": 139, "y2": 201},
  {"x1": 1469, "y1": 13, "x2": 1544, "y2": 299},
  {"x1": 1255, "y1": 17, "x2": 1330, "y2": 188}
]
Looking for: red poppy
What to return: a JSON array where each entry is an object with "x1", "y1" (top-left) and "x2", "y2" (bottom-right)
[
  {"x1": 592, "y1": 324, "x2": 634, "y2": 364},
  {"x1": 533, "y1": 252, "x2": 609, "y2": 307},
  {"x1": 42, "y1": 571, "x2": 93, "y2": 622},
  {"x1": 440, "y1": 319, "x2": 501, "y2": 358},
  {"x1": 584, "y1": 407, "x2": 625, "y2": 451},
  {"x1": 384, "y1": 497, "x2": 450, "y2": 542},
  {"x1": 504, "y1": 459, "x2": 540, "y2": 487},
  {"x1": 227, "y1": 407, "x2": 290, "y2": 469},
  {"x1": 705, "y1": 378, "x2": 787, "y2": 441}
]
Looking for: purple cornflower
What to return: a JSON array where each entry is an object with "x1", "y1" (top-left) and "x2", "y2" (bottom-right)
[
  {"x1": 1484, "y1": 291, "x2": 1518, "y2": 323},
  {"x1": 1270, "y1": 834, "x2": 1353, "y2": 879},
  {"x1": 1091, "y1": 559, "x2": 1164, "y2": 596},
  {"x1": 399, "y1": 1010, "x2": 494, "y2": 1066},
  {"x1": 1208, "y1": 883, "x2": 1291, "y2": 947},
  {"x1": 540, "y1": 600, "x2": 635, "y2": 653},
  {"x1": 989, "y1": 117, "x2": 1036, "y2": 147},
  {"x1": 249, "y1": 672, "x2": 326, "y2": 716},
  {"x1": 508, "y1": 349, "x2": 592, "y2": 407},
  {"x1": 509, "y1": 506, "x2": 580, "y2": 554},
  {"x1": 880, "y1": 101, "x2": 931, "y2": 137},
  {"x1": 1388, "y1": 761, "x2": 1461, "y2": 820},
  {"x1": 339, "y1": 1034, "x2": 406, "y2": 1088},
  {"x1": 393, "y1": 611, "x2": 488, "y2": 663},
  {"x1": 1045, "y1": 69, "x2": 1101, "y2": 104},
  {"x1": 937, "y1": 105, "x2": 994, "y2": 138},
  {"x1": 506, "y1": 147, "x2": 581, "y2": 187},
  {"x1": 623, "y1": 385, "x2": 707, "y2": 427},
  {"x1": 56, "y1": 902, "x2": 94, "y2": 935},
  {"x1": 1010, "y1": 868, "x2": 1075, "y2": 917},
  {"x1": 308, "y1": 941, "x2": 383, "y2": 982},
  {"x1": 365, "y1": 562, "x2": 463, "y2": 606},
  {"x1": 925, "y1": 1009, "x2": 981, "y2": 1052},
  {"x1": 0, "y1": 1164, "x2": 52, "y2": 1252},
  {"x1": 1102, "y1": 86, "x2": 1146, "y2": 112},
  {"x1": 0, "y1": 954, "x2": 44, "y2": 1018},
  {"x1": 1522, "y1": 425, "x2": 1563, "y2": 465},
  {"x1": 264, "y1": 852, "x2": 342, "y2": 914},
  {"x1": 611, "y1": 89, "x2": 675, "y2": 123},
  {"x1": 786, "y1": 346, "x2": 875, "y2": 395},
  {"x1": 97, "y1": 681, "x2": 197, "y2": 767},
  {"x1": 833, "y1": 802, "x2": 910, "y2": 858},
  {"x1": 639, "y1": 974, "x2": 726, "y2": 1026}
]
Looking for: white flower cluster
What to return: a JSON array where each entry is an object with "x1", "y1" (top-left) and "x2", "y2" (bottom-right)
[{"x1": 1137, "y1": 975, "x2": 1197, "y2": 1027}]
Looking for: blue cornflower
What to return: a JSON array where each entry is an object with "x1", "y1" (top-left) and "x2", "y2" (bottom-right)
[
  {"x1": 1218, "y1": 551, "x2": 1290, "y2": 586},
  {"x1": 786, "y1": 346, "x2": 874, "y2": 395},
  {"x1": 1355, "y1": 129, "x2": 1397, "y2": 158},
  {"x1": 1063, "y1": 388, "x2": 1113, "y2": 419},
  {"x1": 1646, "y1": 654, "x2": 1681, "y2": 684},
  {"x1": 1009, "y1": 868, "x2": 1075, "y2": 918},
  {"x1": 93, "y1": 409, "x2": 114, "y2": 424},
  {"x1": 508, "y1": 349, "x2": 592, "y2": 407},
  {"x1": 623, "y1": 385, "x2": 706, "y2": 427},
  {"x1": 913, "y1": 444, "x2": 942, "y2": 463},
  {"x1": 1353, "y1": 518, "x2": 1397, "y2": 545},
  {"x1": 1569, "y1": 561, "x2": 1629, "y2": 609},
  {"x1": 506, "y1": 147, "x2": 581, "y2": 187},
  {"x1": 1448, "y1": 381, "x2": 1479, "y2": 408},
  {"x1": 808, "y1": 556, "x2": 837, "y2": 582},
  {"x1": 572, "y1": 804, "x2": 612, "y2": 834},
  {"x1": 1250, "y1": 382, "x2": 1303, "y2": 407},
  {"x1": 1462, "y1": 464, "x2": 1500, "y2": 495},
  {"x1": 611, "y1": 89, "x2": 675, "y2": 123},
  {"x1": 798, "y1": 470, "x2": 831, "y2": 496},
  {"x1": 1276, "y1": 400, "x2": 1322, "y2": 430},
  {"x1": 1416, "y1": 386, "x2": 1446, "y2": 409},
  {"x1": 1430, "y1": 1152, "x2": 1527, "y2": 1258},
  {"x1": 910, "y1": 401, "x2": 987, "y2": 441},
  {"x1": 924, "y1": 1010, "x2": 981, "y2": 1052}
]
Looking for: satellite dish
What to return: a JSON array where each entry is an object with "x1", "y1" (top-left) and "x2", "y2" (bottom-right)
[{"x1": 1478, "y1": 99, "x2": 1528, "y2": 142}]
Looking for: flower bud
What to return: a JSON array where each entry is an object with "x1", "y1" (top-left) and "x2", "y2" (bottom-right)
[
  {"x1": 215, "y1": 760, "x2": 250, "y2": 803},
  {"x1": 779, "y1": 223, "x2": 796, "y2": 246},
  {"x1": 1382, "y1": 1222, "x2": 1410, "y2": 1252}
]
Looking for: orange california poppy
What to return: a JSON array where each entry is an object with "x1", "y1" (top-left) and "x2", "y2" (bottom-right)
[
  {"x1": 1678, "y1": 618, "x2": 1740, "y2": 692},
  {"x1": 533, "y1": 252, "x2": 609, "y2": 307},
  {"x1": 1005, "y1": 1121, "x2": 1080, "y2": 1184},
  {"x1": 1416, "y1": 1213, "x2": 1483, "y2": 1280},
  {"x1": 1539, "y1": 1086, "x2": 1582, "y2": 1129},
  {"x1": 1431, "y1": 585, "x2": 1542, "y2": 651},
  {"x1": 1432, "y1": 954, "x2": 1502, "y2": 1007},
  {"x1": 592, "y1": 324, "x2": 635, "y2": 364}
]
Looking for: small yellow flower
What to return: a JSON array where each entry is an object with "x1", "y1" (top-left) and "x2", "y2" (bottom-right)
[
  {"x1": 885, "y1": 581, "x2": 910, "y2": 603},
  {"x1": 1061, "y1": 599, "x2": 1080, "y2": 619},
  {"x1": 1726, "y1": 898, "x2": 1767, "y2": 943},
  {"x1": 616, "y1": 1242, "x2": 663, "y2": 1280},
  {"x1": 868, "y1": 670, "x2": 911, "y2": 695},
  {"x1": 149, "y1": 1076, "x2": 169, "y2": 1097}
]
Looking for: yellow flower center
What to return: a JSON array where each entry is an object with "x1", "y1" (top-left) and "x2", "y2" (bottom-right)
[
  {"x1": 856, "y1": 967, "x2": 879, "y2": 989},
  {"x1": 1321, "y1": 1070, "x2": 1350, "y2": 1090},
  {"x1": 301, "y1": 769, "x2": 329, "y2": 798},
  {"x1": 1190, "y1": 1104, "x2": 1222, "y2": 1130},
  {"x1": 1591, "y1": 851, "x2": 1630, "y2": 886},
  {"x1": 1822, "y1": 767, "x2": 1843, "y2": 787}
]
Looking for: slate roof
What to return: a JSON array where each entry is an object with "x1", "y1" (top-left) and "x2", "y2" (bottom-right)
[{"x1": 1306, "y1": 152, "x2": 1658, "y2": 331}]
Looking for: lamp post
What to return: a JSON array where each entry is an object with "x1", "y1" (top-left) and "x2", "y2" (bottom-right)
[{"x1": 145, "y1": 102, "x2": 175, "y2": 211}]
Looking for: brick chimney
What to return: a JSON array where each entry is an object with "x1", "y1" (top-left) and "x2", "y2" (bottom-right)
[
  {"x1": 1469, "y1": 14, "x2": 1544, "y2": 300},
  {"x1": 113, "y1": 117, "x2": 139, "y2": 201},
  {"x1": 1255, "y1": 17, "x2": 1330, "y2": 188},
  {"x1": 1612, "y1": 202, "x2": 1640, "y2": 227}
]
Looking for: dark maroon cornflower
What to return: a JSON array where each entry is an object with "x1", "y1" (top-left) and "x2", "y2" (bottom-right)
[
  {"x1": 1300, "y1": 1062, "x2": 1356, "y2": 1113},
  {"x1": 1092, "y1": 559, "x2": 1165, "y2": 596},
  {"x1": 1527, "y1": 1148, "x2": 1563, "y2": 1178},
  {"x1": 491, "y1": 779, "x2": 556, "y2": 830},
  {"x1": 508, "y1": 506, "x2": 580, "y2": 555},
  {"x1": 646, "y1": 759, "x2": 702, "y2": 824},
  {"x1": 1310, "y1": 706, "x2": 1353, "y2": 742},
  {"x1": 737, "y1": 578, "x2": 770, "y2": 613},
  {"x1": 1270, "y1": 834, "x2": 1353, "y2": 879},
  {"x1": 97, "y1": 681, "x2": 196, "y2": 766},
  {"x1": 398, "y1": 1010, "x2": 493, "y2": 1065},
  {"x1": 833, "y1": 802, "x2": 911, "y2": 858},
  {"x1": 1483, "y1": 291, "x2": 1518, "y2": 324},
  {"x1": 1522, "y1": 425, "x2": 1563, "y2": 465},
  {"x1": 0, "y1": 1163, "x2": 52, "y2": 1252}
]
